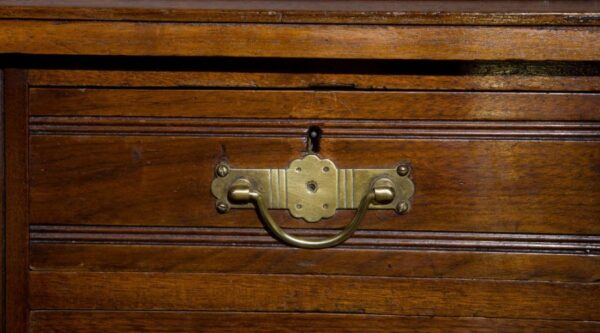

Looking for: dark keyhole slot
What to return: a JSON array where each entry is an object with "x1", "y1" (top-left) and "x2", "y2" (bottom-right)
[
  {"x1": 306, "y1": 181, "x2": 318, "y2": 193},
  {"x1": 307, "y1": 126, "x2": 322, "y2": 153}
]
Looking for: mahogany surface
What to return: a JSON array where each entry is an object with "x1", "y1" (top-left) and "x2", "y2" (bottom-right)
[
  {"x1": 0, "y1": 22, "x2": 598, "y2": 60},
  {"x1": 1, "y1": 1, "x2": 599, "y2": 332},
  {"x1": 0, "y1": 0, "x2": 598, "y2": 25}
]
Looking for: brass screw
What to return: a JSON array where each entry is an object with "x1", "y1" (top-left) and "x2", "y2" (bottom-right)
[
  {"x1": 396, "y1": 201, "x2": 409, "y2": 214},
  {"x1": 216, "y1": 201, "x2": 230, "y2": 213},
  {"x1": 396, "y1": 163, "x2": 411, "y2": 177},
  {"x1": 216, "y1": 164, "x2": 230, "y2": 177}
]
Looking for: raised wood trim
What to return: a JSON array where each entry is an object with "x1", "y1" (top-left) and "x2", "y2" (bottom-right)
[
  {"x1": 0, "y1": 0, "x2": 598, "y2": 26},
  {"x1": 29, "y1": 272, "x2": 600, "y2": 320},
  {"x1": 29, "y1": 225, "x2": 600, "y2": 254},
  {"x1": 0, "y1": 21, "x2": 598, "y2": 60},
  {"x1": 29, "y1": 116, "x2": 600, "y2": 140},
  {"x1": 28, "y1": 311, "x2": 600, "y2": 333},
  {"x1": 4, "y1": 69, "x2": 28, "y2": 333}
]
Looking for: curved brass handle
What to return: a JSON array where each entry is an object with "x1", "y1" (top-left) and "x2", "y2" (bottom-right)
[{"x1": 228, "y1": 178, "x2": 395, "y2": 249}]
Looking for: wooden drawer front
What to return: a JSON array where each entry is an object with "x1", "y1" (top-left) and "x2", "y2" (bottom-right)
[
  {"x1": 21, "y1": 67, "x2": 600, "y2": 331},
  {"x1": 30, "y1": 136, "x2": 600, "y2": 234},
  {"x1": 30, "y1": 88, "x2": 600, "y2": 121}
]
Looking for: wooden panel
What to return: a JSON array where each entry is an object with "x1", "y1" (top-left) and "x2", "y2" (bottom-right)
[
  {"x1": 1, "y1": 0, "x2": 598, "y2": 25},
  {"x1": 29, "y1": 272, "x2": 600, "y2": 320},
  {"x1": 29, "y1": 89, "x2": 600, "y2": 121},
  {"x1": 29, "y1": 311, "x2": 600, "y2": 333},
  {"x1": 28, "y1": 69, "x2": 600, "y2": 92},
  {"x1": 30, "y1": 243, "x2": 600, "y2": 282},
  {"x1": 4, "y1": 69, "x2": 29, "y2": 333},
  {"x1": 1, "y1": 21, "x2": 598, "y2": 60},
  {"x1": 29, "y1": 136, "x2": 600, "y2": 234}
]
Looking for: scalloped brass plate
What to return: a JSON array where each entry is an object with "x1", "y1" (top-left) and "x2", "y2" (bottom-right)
[{"x1": 211, "y1": 154, "x2": 414, "y2": 222}]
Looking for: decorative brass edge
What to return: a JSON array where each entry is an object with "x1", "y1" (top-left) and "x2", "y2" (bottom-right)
[{"x1": 211, "y1": 154, "x2": 414, "y2": 222}]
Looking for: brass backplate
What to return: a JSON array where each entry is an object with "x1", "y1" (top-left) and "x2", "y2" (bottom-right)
[
  {"x1": 211, "y1": 154, "x2": 414, "y2": 222},
  {"x1": 287, "y1": 155, "x2": 338, "y2": 221}
]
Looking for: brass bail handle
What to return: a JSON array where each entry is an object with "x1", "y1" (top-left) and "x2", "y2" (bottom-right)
[{"x1": 228, "y1": 177, "x2": 396, "y2": 249}]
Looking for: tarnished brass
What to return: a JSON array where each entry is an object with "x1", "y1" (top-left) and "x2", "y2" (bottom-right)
[
  {"x1": 211, "y1": 153, "x2": 415, "y2": 249},
  {"x1": 287, "y1": 155, "x2": 338, "y2": 222},
  {"x1": 211, "y1": 154, "x2": 415, "y2": 222},
  {"x1": 227, "y1": 177, "x2": 392, "y2": 249}
]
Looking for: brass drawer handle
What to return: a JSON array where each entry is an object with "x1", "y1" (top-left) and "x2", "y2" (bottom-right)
[
  {"x1": 211, "y1": 152, "x2": 415, "y2": 249},
  {"x1": 227, "y1": 177, "x2": 395, "y2": 249}
]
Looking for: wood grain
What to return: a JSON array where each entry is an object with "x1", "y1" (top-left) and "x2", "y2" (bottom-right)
[
  {"x1": 4, "y1": 69, "x2": 28, "y2": 333},
  {"x1": 28, "y1": 311, "x2": 600, "y2": 333},
  {"x1": 29, "y1": 136, "x2": 600, "y2": 234},
  {"x1": 0, "y1": 21, "x2": 598, "y2": 60},
  {"x1": 1, "y1": 1, "x2": 599, "y2": 330},
  {"x1": 1, "y1": 0, "x2": 598, "y2": 25},
  {"x1": 29, "y1": 243, "x2": 600, "y2": 283},
  {"x1": 29, "y1": 272, "x2": 600, "y2": 320},
  {"x1": 29, "y1": 88, "x2": 600, "y2": 121},
  {"x1": 28, "y1": 69, "x2": 600, "y2": 92}
]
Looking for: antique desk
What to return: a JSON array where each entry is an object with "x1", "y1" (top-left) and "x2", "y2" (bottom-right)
[{"x1": 0, "y1": 1, "x2": 599, "y2": 332}]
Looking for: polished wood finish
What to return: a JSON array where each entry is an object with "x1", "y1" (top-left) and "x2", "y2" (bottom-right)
[
  {"x1": 0, "y1": 21, "x2": 598, "y2": 60},
  {"x1": 0, "y1": 0, "x2": 598, "y2": 25},
  {"x1": 30, "y1": 272, "x2": 600, "y2": 320},
  {"x1": 29, "y1": 136, "x2": 600, "y2": 234},
  {"x1": 29, "y1": 88, "x2": 600, "y2": 121},
  {"x1": 1, "y1": 1, "x2": 599, "y2": 331},
  {"x1": 30, "y1": 244, "x2": 600, "y2": 282},
  {"x1": 28, "y1": 68, "x2": 600, "y2": 92}
]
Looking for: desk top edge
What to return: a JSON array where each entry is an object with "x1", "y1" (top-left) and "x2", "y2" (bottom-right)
[{"x1": 0, "y1": 0, "x2": 598, "y2": 25}]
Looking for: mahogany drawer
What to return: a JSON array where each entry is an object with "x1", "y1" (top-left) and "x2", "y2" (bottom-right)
[
  {"x1": 5, "y1": 62, "x2": 595, "y2": 331},
  {"x1": 1, "y1": 2, "x2": 599, "y2": 329}
]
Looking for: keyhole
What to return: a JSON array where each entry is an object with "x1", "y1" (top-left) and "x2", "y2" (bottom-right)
[
  {"x1": 306, "y1": 126, "x2": 322, "y2": 153},
  {"x1": 306, "y1": 181, "x2": 318, "y2": 193}
]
